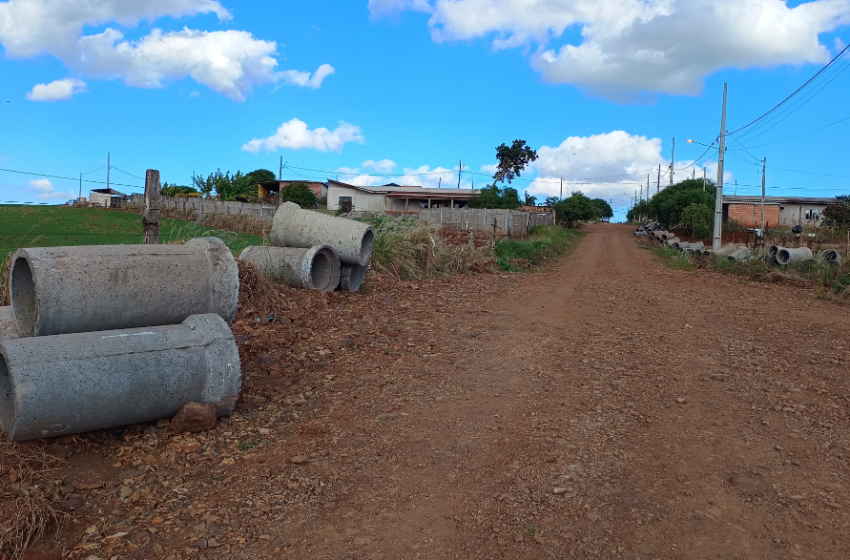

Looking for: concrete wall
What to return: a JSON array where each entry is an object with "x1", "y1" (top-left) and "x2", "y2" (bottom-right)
[
  {"x1": 131, "y1": 194, "x2": 277, "y2": 221},
  {"x1": 327, "y1": 184, "x2": 389, "y2": 213},
  {"x1": 727, "y1": 204, "x2": 781, "y2": 228},
  {"x1": 90, "y1": 192, "x2": 112, "y2": 207},
  {"x1": 419, "y1": 208, "x2": 554, "y2": 245},
  {"x1": 779, "y1": 203, "x2": 827, "y2": 227}
]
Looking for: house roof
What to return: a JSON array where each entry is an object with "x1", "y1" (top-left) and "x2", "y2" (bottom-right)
[
  {"x1": 328, "y1": 179, "x2": 480, "y2": 198},
  {"x1": 257, "y1": 180, "x2": 326, "y2": 187},
  {"x1": 90, "y1": 188, "x2": 126, "y2": 196},
  {"x1": 723, "y1": 195, "x2": 838, "y2": 205}
]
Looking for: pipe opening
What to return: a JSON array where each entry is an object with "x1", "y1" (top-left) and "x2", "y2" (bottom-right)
[
  {"x1": 311, "y1": 250, "x2": 336, "y2": 291},
  {"x1": 346, "y1": 265, "x2": 366, "y2": 291},
  {"x1": 0, "y1": 354, "x2": 12, "y2": 433},
  {"x1": 776, "y1": 249, "x2": 791, "y2": 265},
  {"x1": 10, "y1": 257, "x2": 37, "y2": 337},
  {"x1": 360, "y1": 229, "x2": 375, "y2": 264}
]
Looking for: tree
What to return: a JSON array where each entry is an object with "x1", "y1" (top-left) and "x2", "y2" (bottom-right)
[
  {"x1": 626, "y1": 200, "x2": 651, "y2": 222},
  {"x1": 493, "y1": 139, "x2": 538, "y2": 186},
  {"x1": 192, "y1": 170, "x2": 258, "y2": 201},
  {"x1": 543, "y1": 196, "x2": 560, "y2": 208},
  {"x1": 468, "y1": 184, "x2": 522, "y2": 209},
  {"x1": 822, "y1": 195, "x2": 850, "y2": 231},
  {"x1": 281, "y1": 182, "x2": 318, "y2": 207},
  {"x1": 648, "y1": 178, "x2": 715, "y2": 227},
  {"x1": 524, "y1": 191, "x2": 538, "y2": 206},
  {"x1": 554, "y1": 191, "x2": 599, "y2": 228},
  {"x1": 245, "y1": 169, "x2": 276, "y2": 184},
  {"x1": 681, "y1": 203, "x2": 713, "y2": 239},
  {"x1": 591, "y1": 198, "x2": 613, "y2": 220},
  {"x1": 160, "y1": 182, "x2": 200, "y2": 197}
]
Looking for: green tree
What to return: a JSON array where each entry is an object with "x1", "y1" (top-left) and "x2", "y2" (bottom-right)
[
  {"x1": 245, "y1": 169, "x2": 276, "y2": 184},
  {"x1": 554, "y1": 191, "x2": 599, "y2": 228},
  {"x1": 493, "y1": 139, "x2": 538, "y2": 185},
  {"x1": 281, "y1": 182, "x2": 318, "y2": 207},
  {"x1": 591, "y1": 198, "x2": 613, "y2": 220},
  {"x1": 648, "y1": 178, "x2": 715, "y2": 227},
  {"x1": 468, "y1": 184, "x2": 522, "y2": 209},
  {"x1": 543, "y1": 196, "x2": 560, "y2": 208},
  {"x1": 681, "y1": 203, "x2": 713, "y2": 239},
  {"x1": 524, "y1": 191, "x2": 538, "y2": 206},
  {"x1": 626, "y1": 200, "x2": 651, "y2": 222},
  {"x1": 160, "y1": 182, "x2": 200, "y2": 197},
  {"x1": 822, "y1": 195, "x2": 850, "y2": 231},
  {"x1": 192, "y1": 170, "x2": 258, "y2": 201}
]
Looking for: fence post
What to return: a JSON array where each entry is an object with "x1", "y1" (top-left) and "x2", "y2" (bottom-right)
[{"x1": 143, "y1": 170, "x2": 160, "y2": 245}]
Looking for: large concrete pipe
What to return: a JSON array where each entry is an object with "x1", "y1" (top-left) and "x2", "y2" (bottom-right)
[
  {"x1": 664, "y1": 238, "x2": 681, "y2": 247},
  {"x1": 672, "y1": 242, "x2": 692, "y2": 251},
  {"x1": 689, "y1": 242, "x2": 705, "y2": 251},
  {"x1": 634, "y1": 231, "x2": 648, "y2": 237},
  {"x1": 818, "y1": 249, "x2": 842, "y2": 266},
  {"x1": 766, "y1": 245, "x2": 781, "y2": 260},
  {"x1": 0, "y1": 307, "x2": 18, "y2": 341},
  {"x1": 10, "y1": 238, "x2": 238, "y2": 338},
  {"x1": 660, "y1": 232, "x2": 676, "y2": 242},
  {"x1": 271, "y1": 202, "x2": 375, "y2": 266},
  {"x1": 776, "y1": 246, "x2": 813, "y2": 265},
  {"x1": 338, "y1": 263, "x2": 367, "y2": 292},
  {"x1": 713, "y1": 243, "x2": 741, "y2": 258},
  {"x1": 728, "y1": 247, "x2": 751, "y2": 261},
  {"x1": 0, "y1": 314, "x2": 241, "y2": 442},
  {"x1": 239, "y1": 246, "x2": 340, "y2": 291}
]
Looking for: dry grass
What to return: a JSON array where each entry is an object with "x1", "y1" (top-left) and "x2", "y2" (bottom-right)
[
  {"x1": 0, "y1": 251, "x2": 12, "y2": 306},
  {"x1": 0, "y1": 440, "x2": 68, "y2": 560}
]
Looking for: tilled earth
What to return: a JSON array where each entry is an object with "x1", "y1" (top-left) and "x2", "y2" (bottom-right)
[{"x1": 8, "y1": 223, "x2": 850, "y2": 560}]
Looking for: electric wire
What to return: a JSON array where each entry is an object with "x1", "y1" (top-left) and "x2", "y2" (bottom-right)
[
  {"x1": 727, "y1": 115, "x2": 850, "y2": 151},
  {"x1": 0, "y1": 167, "x2": 142, "y2": 190},
  {"x1": 111, "y1": 166, "x2": 145, "y2": 180}
]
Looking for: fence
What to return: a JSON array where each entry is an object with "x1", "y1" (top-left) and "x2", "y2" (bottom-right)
[
  {"x1": 419, "y1": 208, "x2": 555, "y2": 246},
  {"x1": 130, "y1": 194, "x2": 276, "y2": 222}
]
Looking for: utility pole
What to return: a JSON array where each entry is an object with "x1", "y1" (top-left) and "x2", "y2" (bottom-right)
[
  {"x1": 79, "y1": 173, "x2": 82, "y2": 201},
  {"x1": 143, "y1": 169, "x2": 161, "y2": 245},
  {"x1": 703, "y1": 167, "x2": 706, "y2": 191},
  {"x1": 761, "y1": 157, "x2": 766, "y2": 232},
  {"x1": 107, "y1": 151, "x2": 111, "y2": 191},
  {"x1": 279, "y1": 156, "x2": 283, "y2": 180},
  {"x1": 458, "y1": 159, "x2": 462, "y2": 189},
  {"x1": 735, "y1": 180, "x2": 738, "y2": 196},
  {"x1": 647, "y1": 174, "x2": 650, "y2": 200},
  {"x1": 692, "y1": 168, "x2": 695, "y2": 180},
  {"x1": 713, "y1": 83, "x2": 728, "y2": 250},
  {"x1": 438, "y1": 177, "x2": 441, "y2": 188},
  {"x1": 670, "y1": 137, "x2": 675, "y2": 186},
  {"x1": 657, "y1": 165, "x2": 661, "y2": 195},
  {"x1": 560, "y1": 178, "x2": 563, "y2": 200}
]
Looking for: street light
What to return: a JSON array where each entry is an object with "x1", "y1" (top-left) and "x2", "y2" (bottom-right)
[{"x1": 686, "y1": 139, "x2": 715, "y2": 148}]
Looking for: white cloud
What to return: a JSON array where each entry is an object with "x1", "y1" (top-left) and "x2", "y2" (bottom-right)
[
  {"x1": 333, "y1": 163, "x2": 478, "y2": 189},
  {"x1": 480, "y1": 163, "x2": 498, "y2": 175},
  {"x1": 368, "y1": 0, "x2": 430, "y2": 19},
  {"x1": 363, "y1": 159, "x2": 397, "y2": 173},
  {"x1": 29, "y1": 178, "x2": 74, "y2": 199},
  {"x1": 242, "y1": 118, "x2": 365, "y2": 153},
  {"x1": 837, "y1": 36, "x2": 848, "y2": 51},
  {"x1": 380, "y1": 0, "x2": 850, "y2": 100},
  {"x1": 0, "y1": 0, "x2": 333, "y2": 101},
  {"x1": 26, "y1": 78, "x2": 87, "y2": 101}
]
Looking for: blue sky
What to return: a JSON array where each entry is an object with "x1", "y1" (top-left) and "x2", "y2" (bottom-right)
[{"x1": 0, "y1": 0, "x2": 849, "y2": 221}]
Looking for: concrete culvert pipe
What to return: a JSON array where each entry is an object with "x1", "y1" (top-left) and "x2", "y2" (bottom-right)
[
  {"x1": 728, "y1": 247, "x2": 751, "y2": 261},
  {"x1": 338, "y1": 263, "x2": 367, "y2": 292},
  {"x1": 766, "y1": 245, "x2": 781, "y2": 260},
  {"x1": 240, "y1": 246, "x2": 341, "y2": 291},
  {"x1": 712, "y1": 244, "x2": 741, "y2": 258},
  {"x1": 0, "y1": 307, "x2": 19, "y2": 341},
  {"x1": 776, "y1": 246, "x2": 813, "y2": 265},
  {"x1": 673, "y1": 242, "x2": 691, "y2": 251},
  {"x1": 10, "y1": 238, "x2": 238, "y2": 338},
  {"x1": 664, "y1": 238, "x2": 681, "y2": 247},
  {"x1": 271, "y1": 202, "x2": 375, "y2": 266},
  {"x1": 634, "y1": 231, "x2": 648, "y2": 237},
  {"x1": 0, "y1": 314, "x2": 241, "y2": 442},
  {"x1": 818, "y1": 249, "x2": 842, "y2": 266},
  {"x1": 689, "y1": 242, "x2": 705, "y2": 251}
]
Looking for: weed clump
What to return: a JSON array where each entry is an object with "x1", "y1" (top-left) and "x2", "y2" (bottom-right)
[{"x1": 495, "y1": 226, "x2": 581, "y2": 271}]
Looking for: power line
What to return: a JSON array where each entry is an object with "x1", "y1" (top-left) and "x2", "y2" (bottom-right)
[
  {"x1": 729, "y1": 41, "x2": 850, "y2": 136},
  {"x1": 728, "y1": 115, "x2": 850, "y2": 150},
  {"x1": 111, "y1": 166, "x2": 145, "y2": 180},
  {"x1": 0, "y1": 167, "x2": 142, "y2": 190}
]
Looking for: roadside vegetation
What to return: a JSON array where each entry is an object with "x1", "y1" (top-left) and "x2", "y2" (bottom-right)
[{"x1": 495, "y1": 225, "x2": 583, "y2": 271}]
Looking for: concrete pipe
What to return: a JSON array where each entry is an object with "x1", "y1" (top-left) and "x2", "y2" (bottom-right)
[
  {"x1": 271, "y1": 202, "x2": 375, "y2": 266},
  {"x1": 239, "y1": 246, "x2": 340, "y2": 291},
  {"x1": 664, "y1": 238, "x2": 681, "y2": 247},
  {"x1": 661, "y1": 232, "x2": 676, "y2": 242},
  {"x1": 766, "y1": 245, "x2": 781, "y2": 260},
  {"x1": 0, "y1": 314, "x2": 241, "y2": 442},
  {"x1": 634, "y1": 231, "x2": 648, "y2": 237},
  {"x1": 689, "y1": 242, "x2": 705, "y2": 251},
  {"x1": 673, "y1": 242, "x2": 692, "y2": 251},
  {"x1": 817, "y1": 249, "x2": 842, "y2": 266},
  {"x1": 0, "y1": 307, "x2": 19, "y2": 341},
  {"x1": 728, "y1": 247, "x2": 751, "y2": 261},
  {"x1": 776, "y1": 246, "x2": 813, "y2": 265},
  {"x1": 10, "y1": 238, "x2": 238, "y2": 338},
  {"x1": 338, "y1": 263, "x2": 367, "y2": 292},
  {"x1": 712, "y1": 244, "x2": 740, "y2": 258}
]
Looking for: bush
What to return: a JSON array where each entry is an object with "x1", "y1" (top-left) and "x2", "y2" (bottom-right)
[
  {"x1": 648, "y1": 178, "x2": 715, "y2": 227},
  {"x1": 280, "y1": 182, "x2": 318, "y2": 207},
  {"x1": 468, "y1": 185, "x2": 522, "y2": 209},
  {"x1": 681, "y1": 203, "x2": 713, "y2": 239},
  {"x1": 554, "y1": 192, "x2": 598, "y2": 227}
]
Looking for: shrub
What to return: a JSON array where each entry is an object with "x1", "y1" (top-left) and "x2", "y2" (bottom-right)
[{"x1": 280, "y1": 182, "x2": 318, "y2": 207}]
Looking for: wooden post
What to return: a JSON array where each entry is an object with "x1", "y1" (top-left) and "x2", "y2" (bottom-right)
[
  {"x1": 492, "y1": 214, "x2": 498, "y2": 247},
  {"x1": 143, "y1": 170, "x2": 160, "y2": 245}
]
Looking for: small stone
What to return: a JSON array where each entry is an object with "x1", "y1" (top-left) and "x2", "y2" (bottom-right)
[
  {"x1": 676, "y1": 398, "x2": 686, "y2": 404},
  {"x1": 339, "y1": 338, "x2": 356, "y2": 348},
  {"x1": 775, "y1": 445, "x2": 782, "y2": 451},
  {"x1": 291, "y1": 455, "x2": 308, "y2": 465},
  {"x1": 170, "y1": 402, "x2": 217, "y2": 433},
  {"x1": 376, "y1": 413, "x2": 401, "y2": 423},
  {"x1": 707, "y1": 506, "x2": 723, "y2": 518},
  {"x1": 587, "y1": 512, "x2": 600, "y2": 521},
  {"x1": 553, "y1": 488, "x2": 571, "y2": 495}
]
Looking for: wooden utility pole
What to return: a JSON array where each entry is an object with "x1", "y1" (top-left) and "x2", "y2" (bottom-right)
[
  {"x1": 760, "y1": 158, "x2": 766, "y2": 232},
  {"x1": 656, "y1": 165, "x2": 661, "y2": 195},
  {"x1": 143, "y1": 169, "x2": 161, "y2": 245},
  {"x1": 458, "y1": 159, "x2": 462, "y2": 189},
  {"x1": 560, "y1": 178, "x2": 563, "y2": 200},
  {"x1": 713, "y1": 83, "x2": 728, "y2": 250},
  {"x1": 670, "y1": 137, "x2": 675, "y2": 186}
]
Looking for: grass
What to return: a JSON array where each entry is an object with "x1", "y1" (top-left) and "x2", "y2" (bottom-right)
[
  {"x1": 494, "y1": 226, "x2": 582, "y2": 272},
  {"x1": 0, "y1": 205, "x2": 266, "y2": 303}
]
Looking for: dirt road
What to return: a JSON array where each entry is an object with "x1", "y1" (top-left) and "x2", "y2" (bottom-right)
[{"x1": 20, "y1": 223, "x2": 850, "y2": 560}]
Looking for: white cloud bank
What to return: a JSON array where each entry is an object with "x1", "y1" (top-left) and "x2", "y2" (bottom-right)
[
  {"x1": 242, "y1": 119, "x2": 365, "y2": 153},
  {"x1": 29, "y1": 178, "x2": 75, "y2": 199},
  {"x1": 0, "y1": 0, "x2": 334, "y2": 101},
  {"x1": 26, "y1": 78, "x2": 87, "y2": 101},
  {"x1": 372, "y1": 0, "x2": 850, "y2": 100}
]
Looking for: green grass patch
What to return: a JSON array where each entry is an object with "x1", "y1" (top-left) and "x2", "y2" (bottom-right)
[
  {"x1": 651, "y1": 246, "x2": 695, "y2": 271},
  {"x1": 495, "y1": 225, "x2": 583, "y2": 271}
]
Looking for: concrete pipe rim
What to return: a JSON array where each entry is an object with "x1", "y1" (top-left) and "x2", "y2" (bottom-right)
[
  {"x1": 307, "y1": 246, "x2": 341, "y2": 292},
  {"x1": 776, "y1": 249, "x2": 791, "y2": 265},
  {"x1": 341, "y1": 264, "x2": 367, "y2": 292},
  {"x1": 359, "y1": 228, "x2": 375, "y2": 266},
  {"x1": 0, "y1": 351, "x2": 13, "y2": 436},
  {"x1": 9, "y1": 253, "x2": 37, "y2": 338}
]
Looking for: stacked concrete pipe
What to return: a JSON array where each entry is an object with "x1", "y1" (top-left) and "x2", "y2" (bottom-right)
[
  {"x1": 10, "y1": 237, "x2": 238, "y2": 337},
  {"x1": 728, "y1": 247, "x2": 752, "y2": 261},
  {"x1": 817, "y1": 249, "x2": 842, "y2": 266},
  {"x1": 271, "y1": 202, "x2": 374, "y2": 266},
  {"x1": 776, "y1": 246, "x2": 813, "y2": 265},
  {"x1": 0, "y1": 238, "x2": 242, "y2": 442},
  {"x1": 0, "y1": 314, "x2": 240, "y2": 442},
  {"x1": 338, "y1": 263, "x2": 367, "y2": 292},
  {"x1": 240, "y1": 246, "x2": 340, "y2": 292}
]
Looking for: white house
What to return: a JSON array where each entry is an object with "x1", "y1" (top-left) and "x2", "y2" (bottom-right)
[{"x1": 327, "y1": 180, "x2": 480, "y2": 213}]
